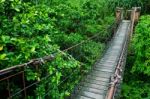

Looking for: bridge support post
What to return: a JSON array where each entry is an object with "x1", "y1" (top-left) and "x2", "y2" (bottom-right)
[
  {"x1": 115, "y1": 7, "x2": 123, "y2": 25},
  {"x1": 130, "y1": 7, "x2": 141, "y2": 37},
  {"x1": 135, "y1": 7, "x2": 141, "y2": 23},
  {"x1": 127, "y1": 10, "x2": 132, "y2": 20}
]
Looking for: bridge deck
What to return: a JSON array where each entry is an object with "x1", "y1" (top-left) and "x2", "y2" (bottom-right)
[{"x1": 72, "y1": 20, "x2": 131, "y2": 99}]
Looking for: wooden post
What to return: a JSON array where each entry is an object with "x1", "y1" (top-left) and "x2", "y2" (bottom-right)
[
  {"x1": 116, "y1": 7, "x2": 123, "y2": 25},
  {"x1": 127, "y1": 10, "x2": 132, "y2": 20},
  {"x1": 135, "y1": 7, "x2": 141, "y2": 23},
  {"x1": 130, "y1": 7, "x2": 136, "y2": 37},
  {"x1": 130, "y1": 7, "x2": 141, "y2": 37}
]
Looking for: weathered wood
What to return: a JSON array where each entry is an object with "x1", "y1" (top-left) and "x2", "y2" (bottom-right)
[{"x1": 115, "y1": 7, "x2": 123, "y2": 24}]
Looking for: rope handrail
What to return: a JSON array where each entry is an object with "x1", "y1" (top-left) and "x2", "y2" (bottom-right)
[
  {"x1": 0, "y1": 54, "x2": 55, "y2": 75},
  {"x1": 106, "y1": 22, "x2": 129, "y2": 99},
  {"x1": 106, "y1": 7, "x2": 141, "y2": 99}
]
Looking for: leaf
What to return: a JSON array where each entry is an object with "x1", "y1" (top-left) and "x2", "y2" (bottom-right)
[
  {"x1": 0, "y1": 54, "x2": 6, "y2": 60},
  {"x1": 26, "y1": 69, "x2": 37, "y2": 81},
  {"x1": 0, "y1": 46, "x2": 3, "y2": 51},
  {"x1": 31, "y1": 47, "x2": 35, "y2": 53},
  {"x1": 44, "y1": 35, "x2": 51, "y2": 42},
  {"x1": 0, "y1": 0, "x2": 5, "y2": 3},
  {"x1": 14, "y1": 8, "x2": 20, "y2": 12},
  {"x1": 65, "y1": 91, "x2": 70, "y2": 96}
]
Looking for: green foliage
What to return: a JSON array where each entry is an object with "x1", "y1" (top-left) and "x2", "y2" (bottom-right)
[
  {"x1": 0, "y1": 0, "x2": 115, "y2": 98},
  {"x1": 121, "y1": 15, "x2": 150, "y2": 99},
  {"x1": 0, "y1": 35, "x2": 59, "y2": 69},
  {"x1": 107, "y1": 0, "x2": 150, "y2": 14},
  {"x1": 121, "y1": 82, "x2": 150, "y2": 99},
  {"x1": 131, "y1": 15, "x2": 150, "y2": 75}
]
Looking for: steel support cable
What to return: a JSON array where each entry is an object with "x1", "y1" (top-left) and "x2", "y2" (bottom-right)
[
  {"x1": 0, "y1": 71, "x2": 24, "y2": 82},
  {"x1": 9, "y1": 71, "x2": 52, "y2": 98}
]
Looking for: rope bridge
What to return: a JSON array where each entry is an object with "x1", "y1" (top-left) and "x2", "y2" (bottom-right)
[{"x1": 0, "y1": 7, "x2": 140, "y2": 99}]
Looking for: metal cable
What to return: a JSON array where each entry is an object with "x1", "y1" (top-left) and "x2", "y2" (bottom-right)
[{"x1": 9, "y1": 71, "x2": 52, "y2": 98}]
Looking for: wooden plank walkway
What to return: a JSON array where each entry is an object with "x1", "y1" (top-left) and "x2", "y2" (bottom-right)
[{"x1": 71, "y1": 20, "x2": 131, "y2": 99}]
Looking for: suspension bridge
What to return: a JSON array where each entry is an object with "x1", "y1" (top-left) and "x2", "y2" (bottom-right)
[{"x1": 0, "y1": 7, "x2": 141, "y2": 99}]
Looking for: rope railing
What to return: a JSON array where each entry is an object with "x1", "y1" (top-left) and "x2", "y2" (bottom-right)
[
  {"x1": 106, "y1": 7, "x2": 141, "y2": 99},
  {"x1": 0, "y1": 55, "x2": 55, "y2": 75},
  {"x1": 106, "y1": 23, "x2": 129, "y2": 99},
  {"x1": 0, "y1": 21, "x2": 117, "y2": 99}
]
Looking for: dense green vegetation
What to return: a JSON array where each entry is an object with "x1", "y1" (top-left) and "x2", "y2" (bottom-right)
[
  {"x1": 0, "y1": 0, "x2": 150, "y2": 98},
  {"x1": 0, "y1": 0, "x2": 115, "y2": 98},
  {"x1": 121, "y1": 15, "x2": 150, "y2": 99},
  {"x1": 108, "y1": 0, "x2": 150, "y2": 14}
]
